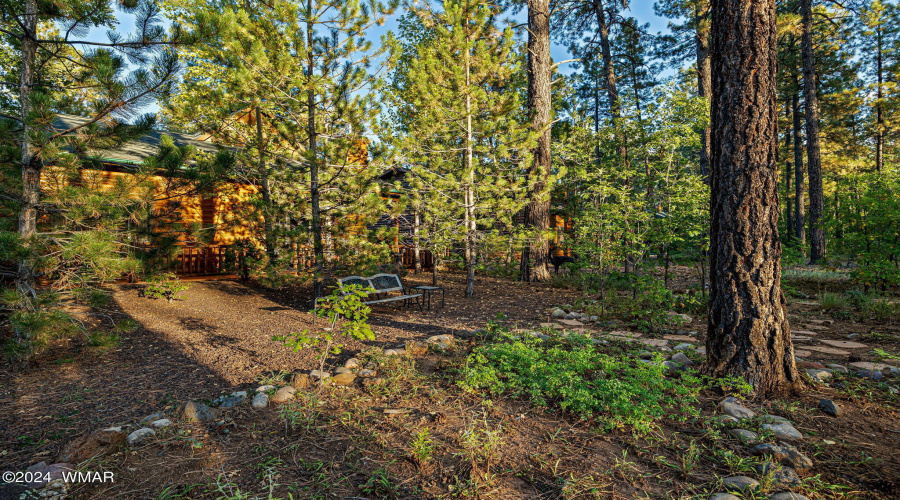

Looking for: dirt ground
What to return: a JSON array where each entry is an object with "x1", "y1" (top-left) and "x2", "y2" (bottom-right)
[{"x1": 1, "y1": 268, "x2": 899, "y2": 499}]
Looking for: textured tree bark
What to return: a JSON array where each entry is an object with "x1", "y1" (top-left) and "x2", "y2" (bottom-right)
[
  {"x1": 17, "y1": 0, "x2": 39, "y2": 295},
  {"x1": 432, "y1": 245, "x2": 439, "y2": 286},
  {"x1": 256, "y1": 106, "x2": 277, "y2": 266},
  {"x1": 593, "y1": 0, "x2": 620, "y2": 123},
  {"x1": 801, "y1": 0, "x2": 825, "y2": 263},
  {"x1": 519, "y1": 0, "x2": 552, "y2": 283},
  {"x1": 464, "y1": 31, "x2": 476, "y2": 299},
  {"x1": 784, "y1": 102, "x2": 793, "y2": 240},
  {"x1": 695, "y1": 2, "x2": 712, "y2": 182},
  {"x1": 592, "y1": 0, "x2": 634, "y2": 272},
  {"x1": 706, "y1": 0, "x2": 802, "y2": 397},
  {"x1": 413, "y1": 208, "x2": 422, "y2": 274},
  {"x1": 791, "y1": 77, "x2": 806, "y2": 247},
  {"x1": 592, "y1": 0, "x2": 628, "y2": 168},
  {"x1": 308, "y1": 0, "x2": 325, "y2": 302},
  {"x1": 464, "y1": 183, "x2": 475, "y2": 299},
  {"x1": 875, "y1": 25, "x2": 884, "y2": 173}
]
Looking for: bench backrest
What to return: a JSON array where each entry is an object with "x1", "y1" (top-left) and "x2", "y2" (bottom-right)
[
  {"x1": 369, "y1": 273, "x2": 404, "y2": 293},
  {"x1": 339, "y1": 276, "x2": 372, "y2": 290},
  {"x1": 339, "y1": 273, "x2": 404, "y2": 293}
]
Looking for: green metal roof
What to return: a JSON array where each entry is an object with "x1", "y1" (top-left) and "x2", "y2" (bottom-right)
[{"x1": 53, "y1": 114, "x2": 222, "y2": 166}]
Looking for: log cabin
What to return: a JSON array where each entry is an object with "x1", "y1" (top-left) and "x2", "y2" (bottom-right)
[
  {"x1": 42, "y1": 114, "x2": 391, "y2": 277},
  {"x1": 41, "y1": 114, "x2": 261, "y2": 276}
]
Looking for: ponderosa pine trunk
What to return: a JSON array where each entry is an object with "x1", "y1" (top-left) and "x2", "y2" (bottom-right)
[
  {"x1": 706, "y1": 0, "x2": 802, "y2": 397},
  {"x1": 592, "y1": 0, "x2": 627, "y2": 169},
  {"x1": 432, "y1": 245, "x2": 439, "y2": 286},
  {"x1": 592, "y1": 0, "x2": 634, "y2": 273},
  {"x1": 792, "y1": 76, "x2": 806, "y2": 247},
  {"x1": 17, "y1": 0, "x2": 39, "y2": 297},
  {"x1": 308, "y1": 0, "x2": 325, "y2": 301},
  {"x1": 256, "y1": 106, "x2": 277, "y2": 266},
  {"x1": 519, "y1": 0, "x2": 552, "y2": 283},
  {"x1": 801, "y1": 0, "x2": 825, "y2": 263},
  {"x1": 413, "y1": 208, "x2": 422, "y2": 274},
  {"x1": 695, "y1": 1, "x2": 711, "y2": 182},
  {"x1": 464, "y1": 29, "x2": 476, "y2": 299},
  {"x1": 875, "y1": 24, "x2": 884, "y2": 173},
  {"x1": 784, "y1": 102, "x2": 793, "y2": 239},
  {"x1": 593, "y1": 0, "x2": 619, "y2": 123}
]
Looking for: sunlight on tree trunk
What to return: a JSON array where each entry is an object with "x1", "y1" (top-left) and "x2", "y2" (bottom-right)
[
  {"x1": 520, "y1": 0, "x2": 552, "y2": 283},
  {"x1": 706, "y1": 0, "x2": 802, "y2": 397},
  {"x1": 17, "y1": 0, "x2": 39, "y2": 298},
  {"x1": 801, "y1": 0, "x2": 826, "y2": 264}
]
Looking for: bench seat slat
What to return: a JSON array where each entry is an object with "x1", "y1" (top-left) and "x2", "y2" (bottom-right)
[{"x1": 363, "y1": 293, "x2": 422, "y2": 305}]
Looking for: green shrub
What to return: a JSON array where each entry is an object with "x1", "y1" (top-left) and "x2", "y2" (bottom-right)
[
  {"x1": 274, "y1": 284, "x2": 375, "y2": 374},
  {"x1": 818, "y1": 292, "x2": 848, "y2": 312},
  {"x1": 409, "y1": 428, "x2": 435, "y2": 466},
  {"x1": 254, "y1": 269, "x2": 303, "y2": 290},
  {"x1": 867, "y1": 299, "x2": 898, "y2": 322},
  {"x1": 86, "y1": 331, "x2": 120, "y2": 349},
  {"x1": 548, "y1": 272, "x2": 585, "y2": 290},
  {"x1": 459, "y1": 331, "x2": 702, "y2": 433},
  {"x1": 223, "y1": 239, "x2": 267, "y2": 282},
  {"x1": 1, "y1": 290, "x2": 81, "y2": 359},
  {"x1": 114, "y1": 318, "x2": 140, "y2": 333},
  {"x1": 844, "y1": 289, "x2": 874, "y2": 310},
  {"x1": 142, "y1": 272, "x2": 190, "y2": 303},
  {"x1": 670, "y1": 292, "x2": 708, "y2": 316},
  {"x1": 851, "y1": 260, "x2": 900, "y2": 293},
  {"x1": 874, "y1": 348, "x2": 900, "y2": 361}
]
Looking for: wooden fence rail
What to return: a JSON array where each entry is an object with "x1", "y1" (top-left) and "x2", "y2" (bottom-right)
[
  {"x1": 168, "y1": 243, "x2": 438, "y2": 277},
  {"x1": 173, "y1": 246, "x2": 228, "y2": 276}
]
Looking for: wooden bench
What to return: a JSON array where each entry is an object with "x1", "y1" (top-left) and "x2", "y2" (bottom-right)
[{"x1": 314, "y1": 274, "x2": 423, "y2": 321}]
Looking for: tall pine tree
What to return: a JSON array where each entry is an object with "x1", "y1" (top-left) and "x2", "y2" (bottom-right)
[{"x1": 388, "y1": 0, "x2": 535, "y2": 298}]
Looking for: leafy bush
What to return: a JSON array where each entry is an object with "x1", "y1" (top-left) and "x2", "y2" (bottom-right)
[
  {"x1": 141, "y1": 272, "x2": 190, "y2": 303},
  {"x1": 274, "y1": 284, "x2": 375, "y2": 373},
  {"x1": 459, "y1": 330, "x2": 702, "y2": 433},
  {"x1": 830, "y1": 172, "x2": 900, "y2": 283},
  {"x1": 409, "y1": 428, "x2": 434, "y2": 466},
  {"x1": 670, "y1": 292, "x2": 708, "y2": 316},
  {"x1": 851, "y1": 260, "x2": 900, "y2": 293},
  {"x1": 548, "y1": 272, "x2": 584, "y2": 289},
  {"x1": 782, "y1": 268, "x2": 848, "y2": 282},
  {"x1": 843, "y1": 289, "x2": 873, "y2": 310},
  {"x1": 874, "y1": 348, "x2": 900, "y2": 361}
]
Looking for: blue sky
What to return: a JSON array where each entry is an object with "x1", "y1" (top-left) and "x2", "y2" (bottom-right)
[{"x1": 91, "y1": 1, "x2": 673, "y2": 116}]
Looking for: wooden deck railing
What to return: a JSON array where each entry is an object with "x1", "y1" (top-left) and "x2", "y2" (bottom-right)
[
  {"x1": 168, "y1": 243, "x2": 437, "y2": 277},
  {"x1": 399, "y1": 245, "x2": 434, "y2": 269},
  {"x1": 173, "y1": 245, "x2": 228, "y2": 276}
]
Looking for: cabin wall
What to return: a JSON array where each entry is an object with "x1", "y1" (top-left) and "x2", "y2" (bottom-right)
[{"x1": 40, "y1": 166, "x2": 260, "y2": 249}]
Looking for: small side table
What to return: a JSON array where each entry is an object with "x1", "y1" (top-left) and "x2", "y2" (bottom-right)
[{"x1": 411, "y1": 285, "x2": 445, "y2": 310}]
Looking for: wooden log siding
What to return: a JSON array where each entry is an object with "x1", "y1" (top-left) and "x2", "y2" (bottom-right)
[{"x1": 40, "y1": 165, "x2": 261, "y2": 277}]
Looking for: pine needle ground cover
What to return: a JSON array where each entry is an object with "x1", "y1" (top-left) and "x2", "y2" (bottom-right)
[{"x1": 1, "y1": 271, "x2": 899, "y2": 499}]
